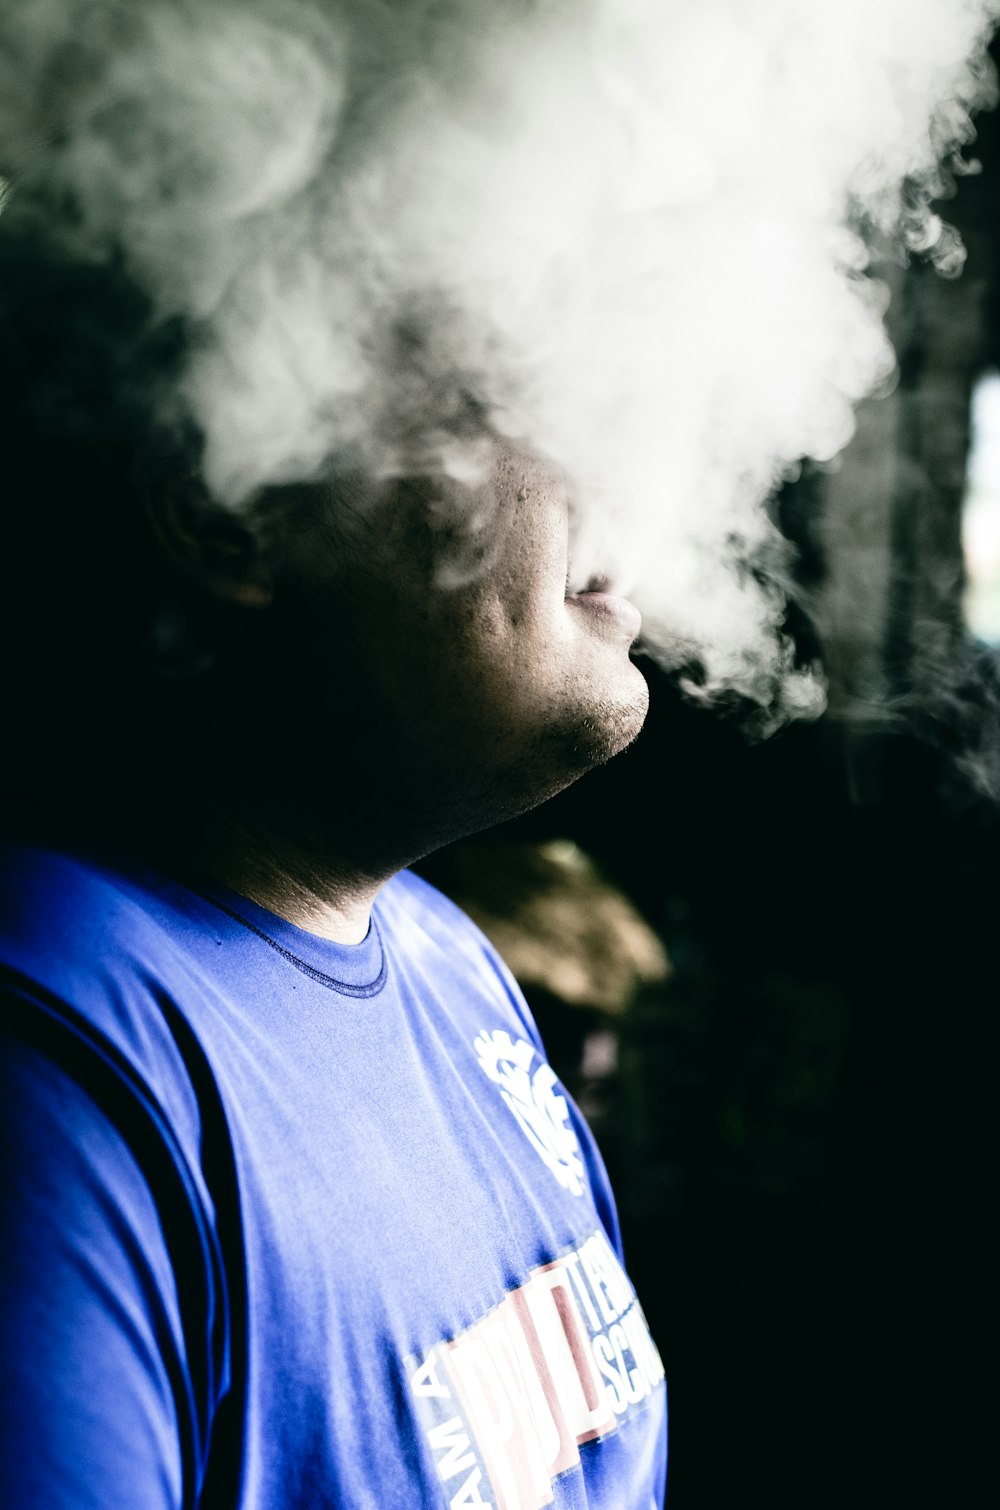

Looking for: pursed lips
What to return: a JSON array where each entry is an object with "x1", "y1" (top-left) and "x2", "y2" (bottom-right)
[{"x1": 565, "y1": 574, "x2": 642, "y2": 640}]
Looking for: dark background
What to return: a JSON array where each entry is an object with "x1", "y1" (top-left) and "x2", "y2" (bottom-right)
[{"x1": 425, "y1": 57, "x2": 1000, "y2": 1510}]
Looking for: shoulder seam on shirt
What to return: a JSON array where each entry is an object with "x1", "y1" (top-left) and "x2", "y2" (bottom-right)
[{"x1": 0, "y1": 963, "x2": 230, "y2": 1501}]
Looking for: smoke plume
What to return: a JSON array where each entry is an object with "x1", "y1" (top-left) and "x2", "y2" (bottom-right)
[{"x1": 2, "y1": 0, "x2": 998, "y2": 723}]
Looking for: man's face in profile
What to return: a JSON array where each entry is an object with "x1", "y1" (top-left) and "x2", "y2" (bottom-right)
[{"x1": 267, "y1": 434, "x2": 650, "y2": 850}]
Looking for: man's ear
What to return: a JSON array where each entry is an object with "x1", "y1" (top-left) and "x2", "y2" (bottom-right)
[{"x1": 144, "y1": 486, "x2": 274, "y2": 609}]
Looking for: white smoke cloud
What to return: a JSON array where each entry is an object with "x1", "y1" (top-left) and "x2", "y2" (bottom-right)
[{"x1": 2, "y1": 0, "x2": 998, "y2": 722}]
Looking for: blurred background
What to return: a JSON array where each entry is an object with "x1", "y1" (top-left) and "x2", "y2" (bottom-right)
[{"x1": 420, "y1": 43, "x2": 1000, "y2": 1510}]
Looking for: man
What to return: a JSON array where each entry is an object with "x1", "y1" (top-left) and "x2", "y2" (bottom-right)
[{"x1": 0, "y1": 212, "x2": 666, "y2": 1506}]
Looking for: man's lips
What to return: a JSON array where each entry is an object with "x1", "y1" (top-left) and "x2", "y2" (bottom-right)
[{"x1": 565, "y1": 579, "x2": 642, "y2": 640}]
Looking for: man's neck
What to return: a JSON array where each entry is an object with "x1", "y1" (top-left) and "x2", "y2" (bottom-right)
[{"x1": 183, "y1": 809, "x2": 390, "y2": 944}]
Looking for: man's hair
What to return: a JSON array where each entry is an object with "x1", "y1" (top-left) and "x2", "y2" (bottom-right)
[{"x1": 0, "y1": 204, "x2": 203, "y2": 803}]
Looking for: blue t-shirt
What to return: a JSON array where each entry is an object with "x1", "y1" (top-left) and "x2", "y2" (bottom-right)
[{"x1": 0, "y1": 834, "x2": 667, "y2": 1509}]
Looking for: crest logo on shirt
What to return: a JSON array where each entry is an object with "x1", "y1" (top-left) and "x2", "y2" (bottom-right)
[{"x1": 473, "y1": 1029, "x2": 586, "y2": 1197}]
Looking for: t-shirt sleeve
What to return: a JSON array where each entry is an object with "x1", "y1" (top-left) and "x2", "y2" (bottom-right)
[{"x1": 0, "y1": 1025, "x2": 191, "y2": 1509}]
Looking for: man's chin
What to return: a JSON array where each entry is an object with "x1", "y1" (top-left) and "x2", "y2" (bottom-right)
[
  {"x1": 586, "y1": 676, "x2": 651, "y2": 767},
  {"x1": 544, "y1": 670, "x2": 651, "y2": 787}
]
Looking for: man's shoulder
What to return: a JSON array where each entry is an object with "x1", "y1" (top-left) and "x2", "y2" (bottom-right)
[
  {"x1": 381, "y1": 866, "x2": 475, "y2": 930},
  {"x1": 0, "y1": 834, "x2": 190, "y2": 982},
  {"x1": 379, "y1": 867, "x2": 504, "y2": 966},
  {"x1": 379, "y1": 868, "x2": 544, "y2": 1044},
  {"x1": 0, "y1": 833, "x2": 222, "y2": 1130},
  {"x1": 0, "y1": 832, "x2": 230, "y2": 1339}
]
